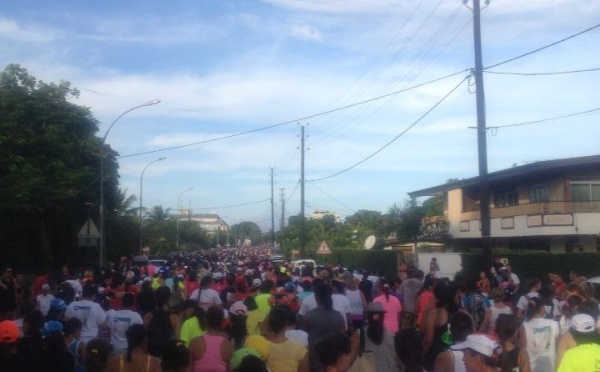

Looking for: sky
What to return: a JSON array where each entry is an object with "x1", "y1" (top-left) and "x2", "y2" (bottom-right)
[{"x1": 2, "y1": 0, "x2": 599, "y2": 232}]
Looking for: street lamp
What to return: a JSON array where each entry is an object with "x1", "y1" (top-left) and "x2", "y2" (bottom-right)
[
  {"x1": 139, "y1": 156, "x2": 166, "y2": 254},
  {"x1": 99, "y1": 99, "x2": 160, "y2": 269},
  {"x1": 176, "y1": 186, "x2": 193, "y2": 251}
]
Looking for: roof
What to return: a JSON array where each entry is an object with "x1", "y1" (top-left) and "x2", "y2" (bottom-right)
[{"x1": 409, "y1": 154, "x2": 600, "y2": 197}]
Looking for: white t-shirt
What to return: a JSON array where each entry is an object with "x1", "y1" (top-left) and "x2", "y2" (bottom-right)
[
  {"x1": 298, "y1": 293, "x2": 350, "y2": 330},
  {"x1": 523, "y1": 317, "x2": 559, "y2": 372},
  {"x1": 189, "y1": 288, "x2": 222, "y2": 310},
  {"x1": 106, "y1": 309, "x2": 143, "y2": 352},
  {"x1": 65, "y1": 299, "x2": 107, "y2": 343},
  {"x1": 36, "y1": 294, "x2": 55, "y2": 317},
  {"x1": 285, "y1": 329, "x2": 309, "y2": 347},
  {"x1": 517, "y1": 292, "x2": 539, "y2": 311}
]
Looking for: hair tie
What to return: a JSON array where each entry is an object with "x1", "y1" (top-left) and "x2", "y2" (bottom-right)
[{"x1": 91, "y1": 349, "x2": 98, "y2": 354}]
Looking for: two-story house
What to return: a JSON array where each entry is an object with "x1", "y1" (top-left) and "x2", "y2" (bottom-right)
[{"x1": 409, "y1": 155, "x2": 600, "y2": 253}]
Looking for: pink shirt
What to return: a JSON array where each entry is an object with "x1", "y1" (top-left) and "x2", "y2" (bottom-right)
[
  {"x1": 193, "y1": 334, "x2": 227, "y2": 372},
  {"x1": 374, "y1": 294, "x2": 402, "y2": 334}
]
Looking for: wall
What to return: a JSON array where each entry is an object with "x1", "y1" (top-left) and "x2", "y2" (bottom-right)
[{"x1": 417, "y1": 252, "x2": 462, "y2": 280}]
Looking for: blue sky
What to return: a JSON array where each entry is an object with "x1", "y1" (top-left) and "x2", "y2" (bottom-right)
[{"x1": 2, "y1": 0, "x2": 599, "y2": 232}]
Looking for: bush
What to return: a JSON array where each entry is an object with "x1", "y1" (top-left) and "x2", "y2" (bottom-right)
[
  {"x1": 461, "y1": 250, "x2": 600, "y2": 286},
  {"x1": 321, "y1": 249, "x2": 398, "y2": 280}
]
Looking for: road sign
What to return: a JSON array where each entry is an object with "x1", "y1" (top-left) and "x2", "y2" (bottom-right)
[
  {"x1": 78, "y1": 218, "x2": 100, "y2": 247},
  {"x1": 292, "y1": 249, "x2": 300, "y2": 255},
  {"x1": 316, "y1": 241, "x2": 332, "y2": 255}
]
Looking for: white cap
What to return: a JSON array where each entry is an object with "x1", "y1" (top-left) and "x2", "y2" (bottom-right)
[
  {"x1": 570, "y1": 314, "x2": 596, "y2": 333},
  {"x1": 451, "y1": 334, "x2": 500, "y2": 358},
  {"x1": 252, "y1": 278, "x2": 262, "y2": 287}
]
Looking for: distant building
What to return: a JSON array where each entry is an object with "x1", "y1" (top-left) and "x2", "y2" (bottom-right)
[
  {"x1": 409, "y1": 155, "x2": 600, "y2": 253},
  {"x1": 179, "y1": 211, "x2": 229, "y2": 235},
  {"x1": 309, "y1": 210, "x2": 341, "y2": 223}
]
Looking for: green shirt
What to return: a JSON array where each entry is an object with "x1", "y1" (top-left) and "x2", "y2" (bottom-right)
[
  {"x1": 180, "y1": 316, "x2": 205, "y2": 345},
  {"x1": 557, "y1": 343, "x2": 600, "y2": 372}
]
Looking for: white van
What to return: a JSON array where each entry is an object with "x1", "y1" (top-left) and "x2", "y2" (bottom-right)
[{"x1": 291, "y1": 259, "x2": 316, "y2": 271}]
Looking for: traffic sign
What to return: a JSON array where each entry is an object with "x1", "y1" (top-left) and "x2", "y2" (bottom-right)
[
  {"x1": 78, "y1": 218, "x2": 100, "y2": 247},
  {"x1": 316, "y1": 241, "x2": 332, "y2": 255}
]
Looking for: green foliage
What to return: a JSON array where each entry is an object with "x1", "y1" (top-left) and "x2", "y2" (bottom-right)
[
  {"x1": 231, "y1": 221, "x2": 263, "y2": 246},
  {"x1": 0, "y1": 63, "x2": 119, "y2": 270},
  {"x1": 460, "y1": 250, "x2": 600, "y2": 285},
  {"x1": 333, "y1": 249, "x2": 398, "y2": 280}
]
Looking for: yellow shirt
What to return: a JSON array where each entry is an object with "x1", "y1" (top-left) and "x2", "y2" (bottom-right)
[
  {"x1": 246, "y1": 310, "x2": 264, "y2": 336},
  {"x1": 557, "y1": 343, "x2": 600, "y2": 372},
  {"x1": 180, "y1": 316, "x2": 205, "y2": 345},
  {"x1": 255, "y1": 293, "x2": 272, "y2": 319},
  {"x1": 267, "y1": 340, "x2": 307, "y2": 372}
]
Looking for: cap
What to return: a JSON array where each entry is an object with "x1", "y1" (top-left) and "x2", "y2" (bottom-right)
[
  {"x1": 451, "y1": 334, "x2": 500, "y2": 357},
  {"x1": 230, "y1": 348, "x2": 261, "y2": 370},
  {"x1": 0, "y1": 321, "x2": 19, "y2": 343},
  {"x1": 229, "y1": 301, "x2": 248, "y2": 316},
  {"x1": 570, "y1": 314, "x2": 595, "y2": 333},
  {"x1": 284, "y1": 282, "x2": 295, "y2": 292},
  {"x1": 499, "y1": 266, "x2": 509, "y2": 271},
  {"x1": 51, "y1": 298, "x2": 67, "y2": 312},
  {"x1": 366, "y1": 302, "x2": 387, "y2": 313},
  {"x1": 213, "y1": 272, "x2": 223, "y2": 280},
  {"x1": 42, "y1": 320, "x2": 64, "y2": 338},
  {"x1": 245, "y1": 269, "x2": 253, "y2": 276},
  {"x1": 244, "y1": 335, "x2": 270, "y2": 360},
  {"x1": 41, "y1": 284, "x2": 51, "y2": 291},
  {"x1": 252, "y1": 278, "x2": 262, "y2": 287}
]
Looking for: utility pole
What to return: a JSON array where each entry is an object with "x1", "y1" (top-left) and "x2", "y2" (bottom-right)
[
  {"x1": 279, "y1": 188, "x2": 285, "y2": 231},
  {"x1": 471, "y1": 0, "x2": 492, "y2": 269},
  {"x1": 300, "y1": 125, "x2": 306, "y2": 255},
  {"x1": 270, "y1": 167, "x2": 275, "y2": 249}
]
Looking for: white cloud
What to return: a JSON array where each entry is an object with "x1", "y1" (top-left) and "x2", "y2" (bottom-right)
[
  {"x1": 0, "y1": 16, "x2": 58, "y2": 42},
  {"x1": 290, "y1": 25, "x2": 323, "y2": 42}
]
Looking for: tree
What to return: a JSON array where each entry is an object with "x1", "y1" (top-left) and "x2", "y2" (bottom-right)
[{"x1": 0, "y1": 64, "x2": 119, "y2": 270}]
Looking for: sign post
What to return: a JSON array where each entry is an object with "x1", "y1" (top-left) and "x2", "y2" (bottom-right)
[{"x1": 315, "y1": 241, "x2": 332, "y2": 265}]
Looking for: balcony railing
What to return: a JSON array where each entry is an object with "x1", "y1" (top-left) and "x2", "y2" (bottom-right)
[{"x1": 460, "y1": 200, "x2": 600, "y2": 219}]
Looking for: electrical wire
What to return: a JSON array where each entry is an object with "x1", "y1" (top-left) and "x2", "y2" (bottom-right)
[
  {"x1": 308, "y1": 75, "x2": 468, "y2": 182},
  {"x1": 286, "y1": 181, "x2": 300, "y2": 204},
  {"x1": 485, "y1": 22, "x2": 600, "y2": 70},
  {"x1": 479, "y1": 106, "x2": 600, "y2": 130},
  {"x1": 484, "y1": 67, "x2": 600, "y2": 76},
  {"x1": 119, "y1": 69, "x2": 469, "y2": 159},
  {"x1": 179, "y1": 198, "x2": 270, "y2": 211},
  {"x1": 307, "y1": 180, "x2": 356, "y2": 214}
]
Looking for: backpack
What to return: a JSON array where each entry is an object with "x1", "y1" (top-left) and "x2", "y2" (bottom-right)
[
  {"x1": 466, "y1": 293, "x2": 486, "y2": 329},
  {"x1": 146, "y1": 310, "x2": 174, "y2": 357}
]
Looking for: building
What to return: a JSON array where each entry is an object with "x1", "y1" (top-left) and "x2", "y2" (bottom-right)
[
  {"x1": 179, "y1": 211, "x2": 229, "y2": 235},
  {"x1": 309, "y1": 210, "x2": 341, "y2": 223},
  {"x1": 409, "y1": 155, "x2": 600, "y2": 253}
]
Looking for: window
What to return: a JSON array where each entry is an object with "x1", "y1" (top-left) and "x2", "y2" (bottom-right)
[
  {"x1": 529, "y1": 184, "x2": 550, "y2": 203},
  {"x1": 570, "y1": 180, "x2": 600, "y2": 202},
  {"x1": 494, "y1": 190, "x2": 519, "y2": 208}
]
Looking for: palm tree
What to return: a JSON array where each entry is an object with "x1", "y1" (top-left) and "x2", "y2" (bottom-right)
[
  {"x1": 114, "y1": 188, "x2": 138, "y2": 217},
  {"x1": 145, "y1": 205, "x2": 171, "y2": 223}
]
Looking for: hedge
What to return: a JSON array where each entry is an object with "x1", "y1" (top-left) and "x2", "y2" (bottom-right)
[
  {"x1": 460, "y1": 250, "x2": 600, "y2": 287},
  {"x1": 319, "y1": 249, "x2": 398, "y2": 280}
]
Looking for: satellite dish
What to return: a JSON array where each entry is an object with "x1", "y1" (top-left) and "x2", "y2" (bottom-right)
[{"x1": 364, "y1": 235, "x2": 376, "y2": 250}]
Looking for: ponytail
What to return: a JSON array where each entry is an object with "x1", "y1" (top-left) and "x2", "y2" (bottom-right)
[{"x1": 525, "y1": 297, "x2": 543, "y2": 321}]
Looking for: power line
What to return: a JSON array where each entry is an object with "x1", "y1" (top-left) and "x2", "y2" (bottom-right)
[
  {"x1": 472, "y1": 106, "x2": 600, "y2": 130},
  {"x1": 286, "y1": 181, "x2": 300, "y2": 204},
  {"x1": 485, "y1": 22, "x2": 600, "y2": 70},
  {"x1": 307, "y1": 180, "x2": 356, "y2": 214},
  {"x1": 308, "y1": 75, "x2": 468, "y2": 182},
  {"x1": 118, "y1": 69, "x2": 469, "y2": 159},
  {"x1": 484, "y1": 67, "x2": 600, "y2": 76},
  {"x1": 179, "y1": 198, "x2": 270, "y2": 211}
]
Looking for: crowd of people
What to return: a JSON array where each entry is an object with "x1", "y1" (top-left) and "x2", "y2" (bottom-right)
[{"x1": 0, "y1": 248, "x2": 599, "y2": 372}]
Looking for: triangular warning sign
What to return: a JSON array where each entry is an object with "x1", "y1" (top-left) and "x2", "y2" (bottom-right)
[
  {"x1": 78, "y1": 218, "x2": 100, "y2": 238},
  {"x1": 316, "y1": 241, "x2": 332, "y2": 255}
]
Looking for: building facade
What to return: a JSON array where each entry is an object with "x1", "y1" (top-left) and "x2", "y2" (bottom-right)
[{"x1": 409, "y1": 155, "x2": 600, "y2": 253}]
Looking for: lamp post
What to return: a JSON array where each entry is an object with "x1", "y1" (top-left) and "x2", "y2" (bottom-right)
[
  {"x1": 176, "y1": 187, "x2": 193, "y2": 251},
  {"x1": 139, "y1": 156, "x2": 166, "y2": 254},
  {"x1": 99, "y1": 99, "x2": 160, "y2": 269}
]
